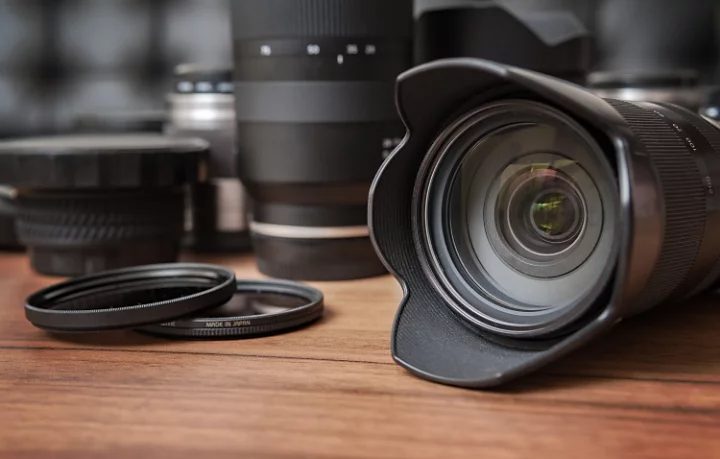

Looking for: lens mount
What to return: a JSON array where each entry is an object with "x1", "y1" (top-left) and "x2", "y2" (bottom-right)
[{"x1": 416, "y1": 99, "x2": 620, "y2": 337}]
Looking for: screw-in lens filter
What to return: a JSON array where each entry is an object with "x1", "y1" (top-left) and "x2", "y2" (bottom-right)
[
  {"x1": 138, "y1": 279, "x2": 324, "y2": 339},
  {"x1": 25, "y1": 263, "x2": 237, "y2": 332}
]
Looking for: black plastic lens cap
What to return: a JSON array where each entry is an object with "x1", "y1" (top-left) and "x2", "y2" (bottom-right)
[
  {"x1": 0, "y1": 134, "x2": 209, "y2": 189},
  {"x1": 25, "y1": 263, "x2": 237, "y2": 332}
]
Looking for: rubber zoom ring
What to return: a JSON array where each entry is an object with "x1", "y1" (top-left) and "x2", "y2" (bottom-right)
[
  {"x1": 230, "y1": 0, "x2": 413, "y2": 39},
  {"x1": 15, "y1": 191, "x2": 184, "y2": 246},
  {"x1": 608, "y1": 99, "x2": 706, "y2": 310}
]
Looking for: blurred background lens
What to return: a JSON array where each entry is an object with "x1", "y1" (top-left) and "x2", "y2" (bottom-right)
[
  {"x1": 230, "y1": 0, "x2": 413, "y2": 280},
  {"x1": 0, "y1": 134, "x2": 206, "y2": 276},
  {"x1": 0, "y1": 0, "x2": 718, "y2": 139},
  {"x1": 415, "y1": 2, "x2": 592, "y2": 83},
  {"x1": 414, "y1": 0, "x2": 719, "y2": 108},
  {"x1": 587, "y1": 70, "x2": 706, "y2": 110},
  {"x1": 165, "y1": 64, "x2": 251, "y2": 253}
]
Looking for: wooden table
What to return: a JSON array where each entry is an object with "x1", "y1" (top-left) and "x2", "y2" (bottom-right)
[{"x1": 1, "y1": 252, "x2": 719, "y2": 458}]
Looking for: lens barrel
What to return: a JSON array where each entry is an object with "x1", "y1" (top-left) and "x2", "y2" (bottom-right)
[
  {"x1": 166, "y1": 64, "x2": 251, "y2": 253},
  {"x1": 231, "y1": 0, "x2": 413, "y2": 280},
  {"x1": 606, "y1": 100, "x2": 720, "y2": 308},
  {"x1": 0, "y1": 135, "x2": 206, "y2": 276},
  {"x1": 369, "y1": 58, "x2": 720, "y2": 388}
]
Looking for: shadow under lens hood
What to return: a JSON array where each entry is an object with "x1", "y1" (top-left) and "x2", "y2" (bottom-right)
[{"x1": 369, "y1": 58, "x2": 652, "y2": 388}]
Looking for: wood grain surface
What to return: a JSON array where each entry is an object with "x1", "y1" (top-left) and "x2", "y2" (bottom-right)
[{"x1": 1, "y1": 252, "x2": 720, "y2": 458}]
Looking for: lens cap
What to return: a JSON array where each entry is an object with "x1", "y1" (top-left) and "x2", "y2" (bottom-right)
[
  {"x1": 138, "y1": 279, "x2": 324, "y2": 339},
  {"x1": 25, "y1": 263, "x2": 237, "y2": 332}
]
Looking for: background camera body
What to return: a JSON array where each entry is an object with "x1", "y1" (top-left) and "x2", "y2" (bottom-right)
[{"x1": 369, "y1": 58, "x2": 662, "y2": 388}]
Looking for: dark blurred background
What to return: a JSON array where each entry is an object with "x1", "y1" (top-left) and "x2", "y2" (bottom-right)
[
  {"x1": 0, "y1": 0, "x2": 232, "y2": 138},
  {"x1": 1, "y1": 0, "x2": 718, "y2": 139}
]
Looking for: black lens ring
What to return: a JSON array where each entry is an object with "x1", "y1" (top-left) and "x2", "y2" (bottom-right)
[
  {"x1": 25, "y1": 263, "x2": 237, "y2": 332},
  {"x1": 137, "y1": 279, "x2": 324, "y2": 339}
]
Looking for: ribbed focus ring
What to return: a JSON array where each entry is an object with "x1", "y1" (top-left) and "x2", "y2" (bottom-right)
[
  {"x1": 608, "y1": 99, "x2": 706, "y2": 309},
  {"x1": 16, "y1": 191, "x2": 184, "y2": 246},
  {"x1": 656, "y1": 102, "x2": 720, "y2": 293},
  {"x1": 230, "y1": 0, "x2": 413, "y2": 39}
]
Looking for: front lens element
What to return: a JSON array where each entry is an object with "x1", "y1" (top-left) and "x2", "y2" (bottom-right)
[
  {"x1": 421, "y1": 100, "x2": 619, "y2": 336},
  {"x1": 530, "y1": 190, "x2": 579, "y2": 239},
  {"x1": 498, "y1": 162, "x2": 588, "y2": 259}
]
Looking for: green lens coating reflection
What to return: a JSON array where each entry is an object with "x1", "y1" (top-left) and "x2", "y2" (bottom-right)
[{"x1": 530, "y1": 191, "x2": 576, "y2": 238}]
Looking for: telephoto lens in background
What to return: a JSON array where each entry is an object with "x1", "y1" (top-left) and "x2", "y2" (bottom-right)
[
  {"x1": 230, "y1": 0, "x2": 413, "y2": 281},
  {"x1": 166, "y1": 64, "x2": 251, "y2": 253},
  {"x1": 370, "y1": 58, "x2": 720, "y2": 388},
  {"x1": 589, "y1": 0, "x2": 718, "y2": 109},
  {"x1": 587, "y1": 70, "x2": 706, "y2": 110},
  {"x1": 0, "y1": 134, "x2": 207, "y2": 276},
  {"x1": 415, "y1": 2, "x2": 592, "y2": 83}
]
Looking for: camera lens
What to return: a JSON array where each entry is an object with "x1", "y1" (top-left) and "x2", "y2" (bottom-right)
[
  {"x1": 369, "y1": 59, "x2": 720, "y2": 387},
  {"x1": 0, "y1": 134, "x2": 206, "y2": 276},
  {"x1": 423, "y1": 101, "x2": 617, "y2": 335},
  {"x1": 166, "y1": 64, "x2": 251, "y2": 253},
  {"x1": 231, "y1": 0, "x2": 413, "y2": 280}
]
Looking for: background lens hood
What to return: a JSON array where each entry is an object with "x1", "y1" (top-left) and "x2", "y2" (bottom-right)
[{"x1": 369, "y1": 58, "x2": 642, "y2": 388}]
